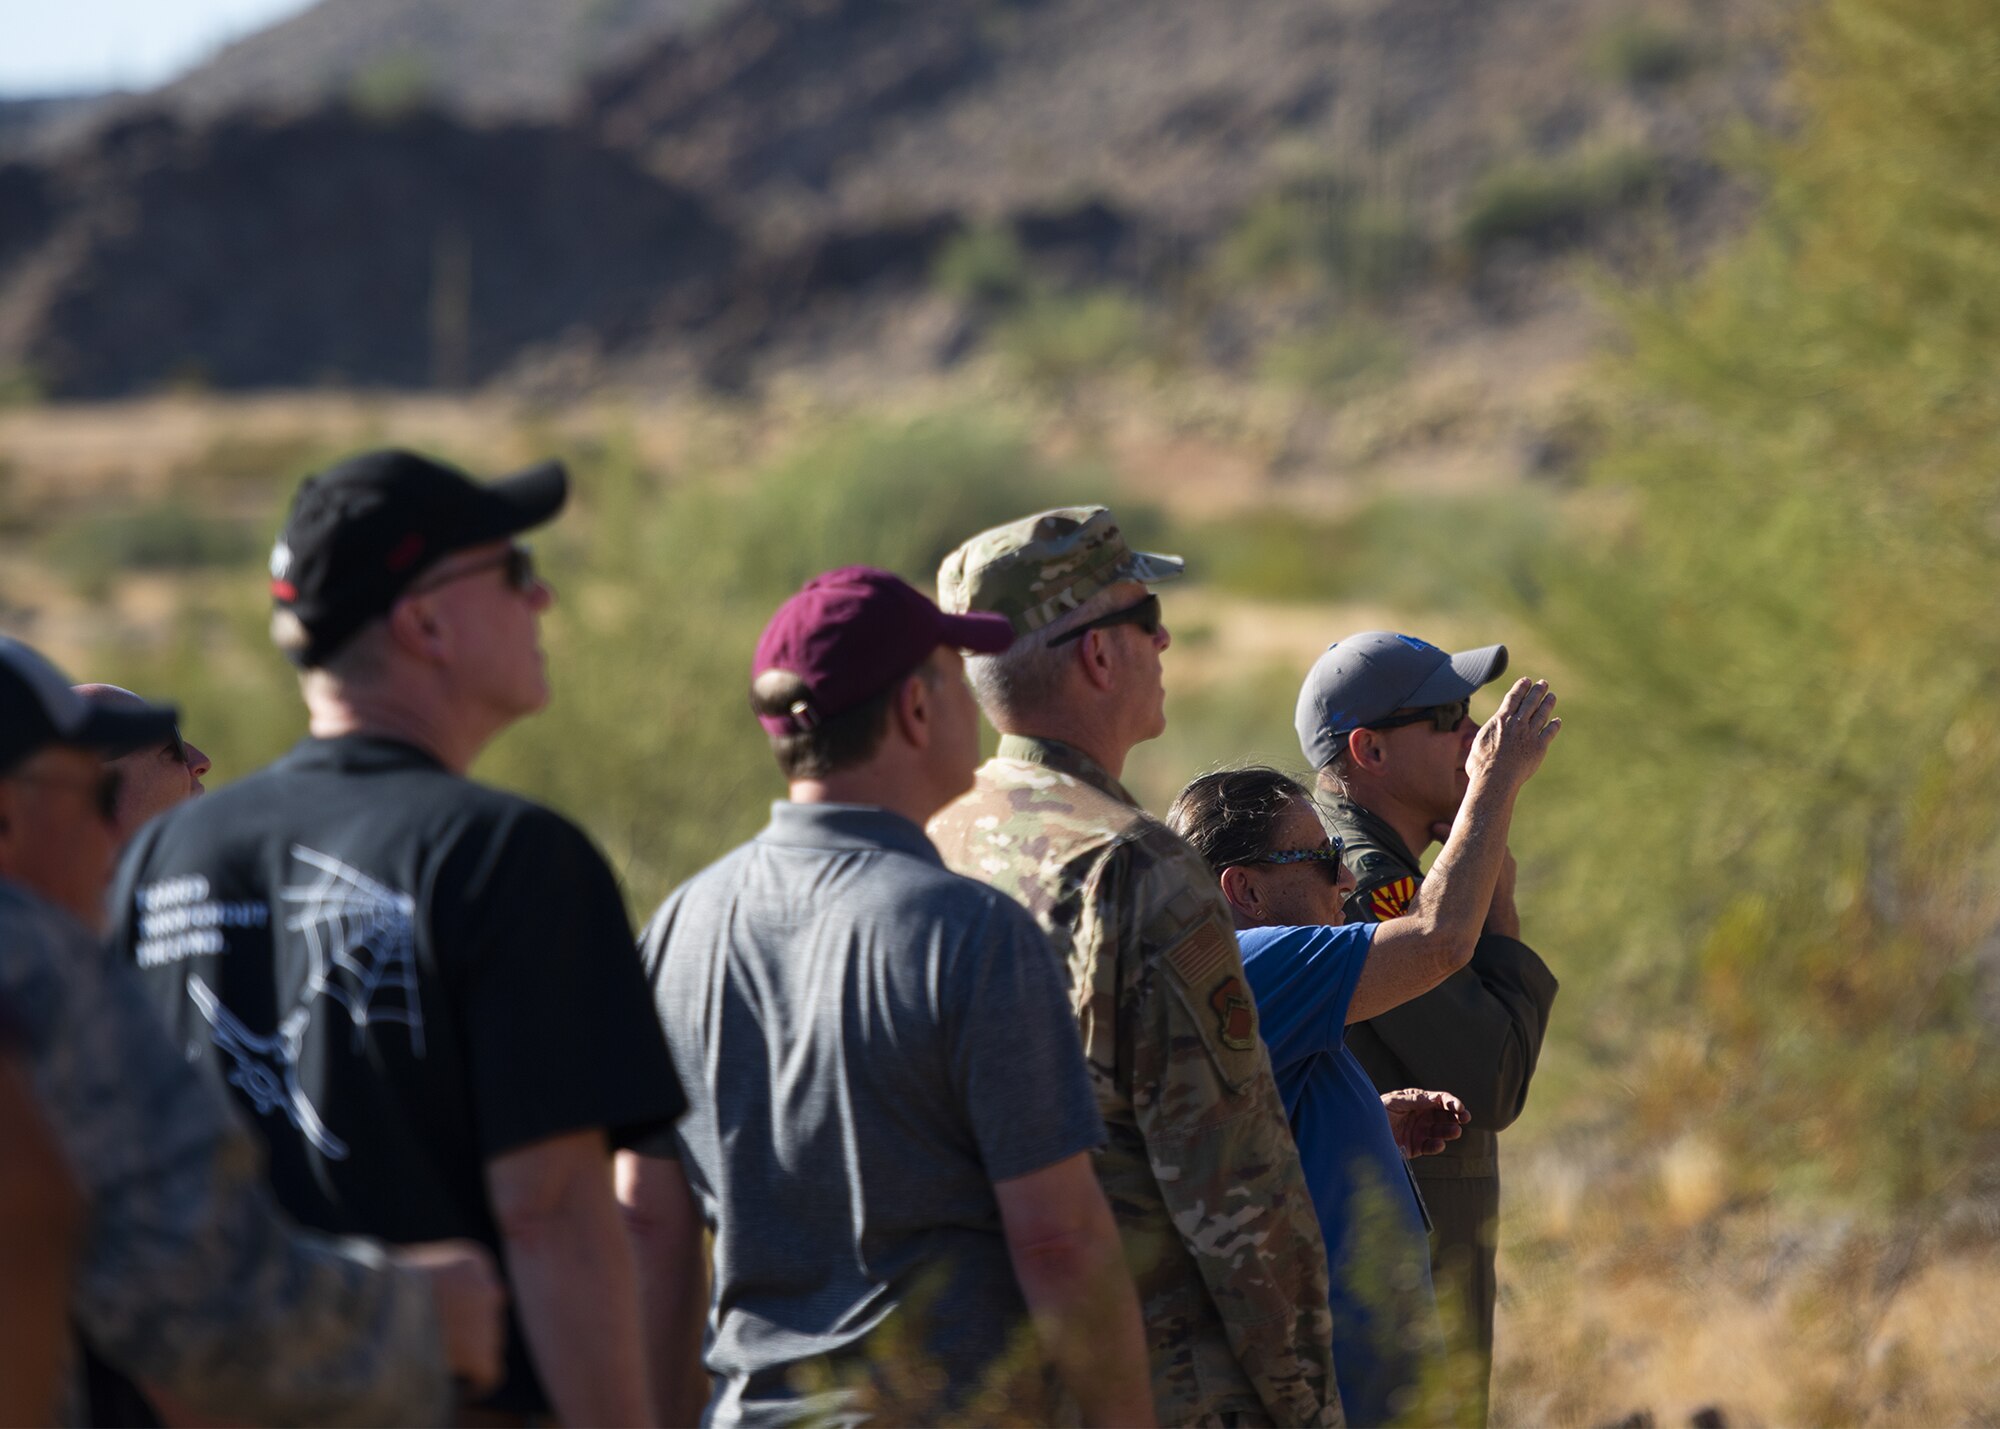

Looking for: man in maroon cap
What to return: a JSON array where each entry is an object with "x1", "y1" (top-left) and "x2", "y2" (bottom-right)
[{"x1": 619, "y1": 566, "x2": 1155, "y2": 1429}]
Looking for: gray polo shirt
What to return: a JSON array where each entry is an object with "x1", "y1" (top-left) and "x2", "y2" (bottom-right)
[{"x1": 638, "y1": 802, "x2": 1105, "y2": 1427}]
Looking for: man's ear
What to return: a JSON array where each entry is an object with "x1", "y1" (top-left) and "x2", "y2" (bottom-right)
[
  {"x1": 1347, "y1": 726, "x2": 1387, "y2": 773},
  {"x1": 892, "y1": 670, "x2": 931, "y2": 750},
  {"x1": 1218, "y1": 864, "x2": 1261, "y2": 923},
  {"x1": 1073, "y1": 629, "x2": 1118, "y2": 693},
  {"x1": 384, "y1": 596, "x2": 446, "y2": 664}
]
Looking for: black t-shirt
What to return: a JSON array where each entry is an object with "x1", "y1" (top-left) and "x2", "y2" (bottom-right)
[{"x1": 109, "y1": 734, "x2": 684, "y2": 1414}]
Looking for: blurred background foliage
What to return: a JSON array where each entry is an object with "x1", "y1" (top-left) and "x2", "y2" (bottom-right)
[{"x1": 1514, "y1": 0, "x2": 2000, "y2": 1221}]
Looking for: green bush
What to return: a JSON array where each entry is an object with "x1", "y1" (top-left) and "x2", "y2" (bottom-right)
[
  {"x1": 1515, "y1": 0, "x2": 2000, "y2": 1215},
  {"x1": 1458, "y1": 146, "x2": 1663, "y2": 253},
  {"x1": 1218, "y1": 178, "x2": 1429, "y2": 295},
  {"x1": 43, "y1": 504, "x2": 261, "y2": 595},
  {"x1": 1259, "y1": 318, "x2": 1406, "y2": 395},
  {"x1": 348, "y1": 52, "x2": 431, "y2": 122},
  {"x1": 0, "y1": 366, "x2": 44, "y2": 409},
  {"x1": 932, "y1": 224, "x2": 1033, "y2": 308},
  {"x1": 1595, "y1": 17, "x2": 1704, "y2": 87},
  {"x1": 993, "y1": 291, "x2": 1150, "y2": 393},
  {"x1": 1180, "y1": 490, "x2": 1560, "y2": 609}
]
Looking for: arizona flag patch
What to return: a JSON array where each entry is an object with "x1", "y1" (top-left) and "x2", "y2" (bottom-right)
[{"x1": 1369, "y1": 876, "x2": 1417, "y2": 920}]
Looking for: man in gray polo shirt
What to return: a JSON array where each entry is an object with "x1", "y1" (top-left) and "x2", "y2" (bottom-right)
[{"x1": 619, "y1": 566, "x2": 1154, "y2": 1428}]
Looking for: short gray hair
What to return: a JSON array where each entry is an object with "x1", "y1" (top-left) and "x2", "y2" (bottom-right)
[{"x1": 965, "y1": 583, "x2": 1125, "y2": 726}]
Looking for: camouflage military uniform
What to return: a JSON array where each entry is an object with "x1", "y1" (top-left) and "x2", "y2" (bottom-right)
[
  {"x1": 931, "y1": 507, "x2": 1340, "y2": 1428},
  {"x1": 1324, "y1": 797, "x2": 1559, "y2": 1425},
  {"x1": 0, "y1": 876, "x2": 449, "y2": 1427}
]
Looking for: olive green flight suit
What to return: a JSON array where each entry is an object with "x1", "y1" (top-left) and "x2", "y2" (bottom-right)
[{"x1": 1321, "y1": 799, "x2": 1558, "y2": 1426}]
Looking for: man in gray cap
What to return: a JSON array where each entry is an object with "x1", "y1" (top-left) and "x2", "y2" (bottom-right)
[
  {"x1": 930, "y1": 507, "x2": 1342, "y2": 1428},
  {"x1": 1295, "y1": 631, "x2": 1561, "y2": 1423}
]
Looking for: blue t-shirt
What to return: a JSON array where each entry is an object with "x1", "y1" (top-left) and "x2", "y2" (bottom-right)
[{"x1": 1237, "y1": 924, "x2": 1440, "y2": 1426}]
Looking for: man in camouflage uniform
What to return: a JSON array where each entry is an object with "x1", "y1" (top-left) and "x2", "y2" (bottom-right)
[
  {"x1": 0, "y1": 633, "x2": 503, "y2": 1425},
  {"x1": 928, "y1": 508, "x2": 1342, "y2": 1427},
  {"x1": 1296, "y1": 631, "x2": 1561, "y2": 1425}
]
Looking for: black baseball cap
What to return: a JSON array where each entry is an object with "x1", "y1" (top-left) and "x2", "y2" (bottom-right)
[
  {"x1": 0, "y1": 636, "x2": 178, "y2": 773},
  {"x1": 1295, "y1": 630, "x2": 1508, "y2": 770},
  {"x1": 269, "y1": 448, "x2": 567, "y2": 667}
]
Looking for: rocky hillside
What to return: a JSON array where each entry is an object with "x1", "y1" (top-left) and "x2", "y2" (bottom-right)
[
  {"x1": 0, "y1": 0, "x2": 1791, "y2": 399},
  {"x1": 3, "y1": 0, "x2": 722, "y2": 155}
]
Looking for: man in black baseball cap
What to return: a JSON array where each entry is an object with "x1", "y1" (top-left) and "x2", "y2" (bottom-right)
[
  {"x1": 1294, "y1": 630, "x2": 1559, "y2": 1424},
  {"x1": 267, "y1": 447, "x2": 566, "y2": 668},
  {"x1": 109, "y1": 448, "x2": 691, "y2": 1424}
]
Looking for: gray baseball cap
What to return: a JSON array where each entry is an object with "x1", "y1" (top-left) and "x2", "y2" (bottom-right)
[{"x1": 1294, "y1": 630, "x2": 1508, "y2": 769}]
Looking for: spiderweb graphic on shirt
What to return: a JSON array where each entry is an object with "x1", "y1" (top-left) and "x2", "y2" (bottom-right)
[
  {"x1": 185, "y1": 846, "x2": 425, "y2": 1163},
  {"x1": 278, "y1": 844, "x2": 426, "y2": 1057},
  {"x1": 189, "y1": 976, "x2": 350, "y2": 1159}
]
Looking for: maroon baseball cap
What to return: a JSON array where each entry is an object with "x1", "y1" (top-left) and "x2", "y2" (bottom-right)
[{"x1": 752, "y1": 566, "x2": 1016, "y2": 735}]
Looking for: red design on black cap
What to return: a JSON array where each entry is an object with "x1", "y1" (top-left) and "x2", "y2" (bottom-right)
[
  {"x1": 271, "y1": 580, "x2": 298, "y2": 600},
  {"x1": 385, "y1": 534, "x2": 426, "y2": 571}
]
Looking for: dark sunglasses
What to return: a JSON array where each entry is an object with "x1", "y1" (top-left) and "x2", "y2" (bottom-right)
[
  {"x1": 409, "y1": 544, "x2": 538, "y2": 598},
  {"x1": 1364, "y1": 696, "x2": 1471, "y2": 734},
  {"x1": 1048, "y1": 593, "x2": 1163, "y2": 646},
  {"x1": 163, "y1": 726, "x2": 189, "y2": 766}
]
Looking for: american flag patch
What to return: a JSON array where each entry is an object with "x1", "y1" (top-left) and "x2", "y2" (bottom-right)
[{"x1": 1166, "y1": 922, "x2": 1233, "y2": 986}]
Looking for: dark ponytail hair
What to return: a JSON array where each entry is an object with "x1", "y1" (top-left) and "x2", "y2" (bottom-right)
[{"x1": 1166, "y1": 766, "x2": 1312, "y2": 874}]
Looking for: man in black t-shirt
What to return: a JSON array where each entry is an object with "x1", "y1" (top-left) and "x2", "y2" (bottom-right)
[{"x1": 110, "y1": 449, "x2": 687, "y2": 1425}]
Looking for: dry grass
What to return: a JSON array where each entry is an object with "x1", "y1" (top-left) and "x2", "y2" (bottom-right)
[{"x1": 1496, "y1": 1145, "x2": 2000, "y2": 1428}]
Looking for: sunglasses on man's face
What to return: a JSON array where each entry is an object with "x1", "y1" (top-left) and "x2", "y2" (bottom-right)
[
  {"x1": 1363, "y1": 696, "x2": 1472, "y2": 734},
  {"x1": 163, "y1": 726, "x2": 189, "y2": 766},
  {"x1": 1048, "y1": 593, "x2": 1163, "y2": 647},
  {"x1": 409, "y1": 544, "x2": 539, "y2": 598}
]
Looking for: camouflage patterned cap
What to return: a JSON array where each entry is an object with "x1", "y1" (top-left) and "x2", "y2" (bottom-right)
[{"x1": 936, "y1": 506, "x2": 1184, "y2": 636}]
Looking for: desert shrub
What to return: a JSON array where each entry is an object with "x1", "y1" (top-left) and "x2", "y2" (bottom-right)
[
  {"x1": 1259, "y1": 318, "x2": 1407, "y2": 395},
  {"x1": 348, "y1": 53, "x2": 431, "y2": 122},
  {"x1": 1181, "y1": 490, "x2": 1560, "y2": 610},
  {"x1": 1595, "y1": 17, "x2": 1705, "y2": 86},
  {"x1": 0, "y1": 366, "x2": 44, "y2": 408},
  {"x1": 932, "y1": 223, "x2": 1033, "y2": 308},
  {"x1": 1218, "y1": 169, "x2": 1429, "y2": 295},
  {"x1": 1516, "y1": 0, "x2": 2000, "y2": 1215},
  {"x1": 43, "y1": 504, "x2": 260, "y2": 594},
  {"x1": 181, "y1": 433, "x2": 335, "y2": 492},
  {"x1": 993, "y1": 290, "x2": 1150, "y2": 393},
  {"x1": 1458, "y1": 146, "x2": 1663, "y2": 253}
]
